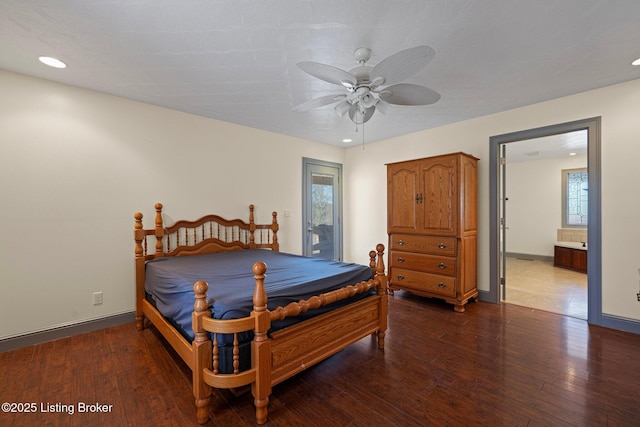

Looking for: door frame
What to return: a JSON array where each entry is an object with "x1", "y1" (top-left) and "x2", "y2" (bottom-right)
[
  {"x1": 302, "y1": 157, "x2": 343, "y2": 260},
  {"x1": 488, "y1": 117, "x2": 602, "y2": 326}
]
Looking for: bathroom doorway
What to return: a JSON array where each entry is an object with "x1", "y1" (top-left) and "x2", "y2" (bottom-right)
[
  {"x1": 501, "y1": 132, "x2": 588, "y2": 318},
  {"x1": 489, "y1": 118, "x2": 602, "y2": 325}
]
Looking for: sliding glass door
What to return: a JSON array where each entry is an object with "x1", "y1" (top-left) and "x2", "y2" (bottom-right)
[{"x1": 302, "y1": 158, "x2": 342, "y2": 260}]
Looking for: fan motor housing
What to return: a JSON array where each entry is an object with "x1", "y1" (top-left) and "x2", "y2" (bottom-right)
[{"x1": 348, "y1": 66, "x2": 372, "y2": 86}]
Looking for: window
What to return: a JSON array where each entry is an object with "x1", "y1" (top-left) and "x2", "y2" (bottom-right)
[{"x1": 562, "y1": 168, "x2": 588, "y2": 227}]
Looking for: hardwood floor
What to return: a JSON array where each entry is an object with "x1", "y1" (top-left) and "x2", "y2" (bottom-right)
[
  {"x1": 504, "y1": 257, "x2": 588, "y2": 319},
  {"x1": 2, "y1": 292, "x2": 639, "y2": 426}
]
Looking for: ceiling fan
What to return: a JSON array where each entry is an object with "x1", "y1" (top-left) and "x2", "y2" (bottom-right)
[{"x1": 293, "y1": 46, "x2": 441, "y2": 125}]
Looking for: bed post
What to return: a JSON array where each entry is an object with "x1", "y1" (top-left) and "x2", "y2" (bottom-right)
[
  {"x1": 134, "y1": 212, "x2": 146, "y2": 331},
  {"x1": 154, "y1": 203, "x2": 165, "y2": 255},
  {"x1": 271, "y1": 212, "x2": 279, "y2": 251},
  {"x1": 192, "y1": 280, "x2": 213, "y2": 424},
  {"x1": 251, "y1": 261, "x2": 271, "y2": 425},
  {"x1": 373, "y1": 244, "x2": 388, "y2": 350},
  {"x1": 249, "y1": 204, "x2": 256, "y2": 248}
]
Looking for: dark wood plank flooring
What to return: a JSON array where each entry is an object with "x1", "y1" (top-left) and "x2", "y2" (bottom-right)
[{"x1": 1, "y1": 292, "x2": 639, "y2": 426}]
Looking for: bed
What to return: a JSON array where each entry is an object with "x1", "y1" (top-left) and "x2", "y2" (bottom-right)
[{"x1": 134, "y1": 203, "x2": 388, "y2": 424}]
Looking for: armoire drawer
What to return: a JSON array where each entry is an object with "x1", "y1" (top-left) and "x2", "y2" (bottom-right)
[
  {"x1": 390, "y1": 268, "x2": 456, "y2": 298},
  {"x1": 390, "y1": 250, "x2": 456, "y2": 277},
  {"x1": 389, "y1": 234, "x2": 456, "y2": 256}
]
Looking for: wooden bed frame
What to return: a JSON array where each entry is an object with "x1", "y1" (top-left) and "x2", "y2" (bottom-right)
[{"x1": 134, "y1": 203, "x2": 388, "y2": 424}]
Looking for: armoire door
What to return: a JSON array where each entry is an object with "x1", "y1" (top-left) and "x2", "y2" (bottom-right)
[
  {"x1": 420, "y1": 156, "x2": 458, "y2": 236},
  {"x1": 387, "y1": 162, "x2": 420, "y2": 233}
]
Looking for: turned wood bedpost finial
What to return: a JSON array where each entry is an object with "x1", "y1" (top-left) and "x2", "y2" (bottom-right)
[
  {"x1": 271, "y1": 212, "x2": 279, "y2": 250},
  {"x1": 193, "y1": 281, "x2": 209, "y2": 316},
  {"x1": 376, "y1": 243, "x2": 386, "y2": 277},
  {"x1": 192, "y1": 280, "x2": 211, "y2": 343},
  {"x1": 154, "y1": 203, "x2": 165, "y2": 255},
  {"x1": 369, "y1": 244, "x2": 385, "y2": 276},
  {"x1": 134, "y1": 212, "x2": 144, "y2": 257},
  {"x1": 252, "y1": 261, "x2": 268, "y2": 312},
  {"x1": 249, "y1": 204, "x2": 256, "y2": 248}
]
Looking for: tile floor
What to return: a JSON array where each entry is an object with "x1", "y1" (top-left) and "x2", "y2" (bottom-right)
[{"x1": 503, "y1": 256, "x2": 588, "y2": 319}]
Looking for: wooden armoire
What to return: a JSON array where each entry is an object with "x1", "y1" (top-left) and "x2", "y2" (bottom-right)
[{"x1": 387, "y1": 152, "x2": 479, "y2": 312}]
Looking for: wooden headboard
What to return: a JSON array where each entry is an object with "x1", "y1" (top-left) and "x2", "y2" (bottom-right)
[
  {"x1": 133, "y1": 203, "x2": 279, "y2": 331},
  {"x1": 134, "y1": 203, "x2": 279, "y2": 261}
]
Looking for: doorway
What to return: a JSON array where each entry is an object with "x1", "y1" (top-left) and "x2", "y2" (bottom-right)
[
  {"x1": 302, "y1": 158, "x2": 343, "y2": 260},
  {"x1": 488, "y1": 117, "x2": 602, "y2": 325},
  {"x1": 501, "y1": 132, "x2": 588, "y2": 318}
]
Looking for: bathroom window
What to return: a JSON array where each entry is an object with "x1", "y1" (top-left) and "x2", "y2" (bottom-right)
[{"x1": 562, "y1": 168, "x2": 588, "y2": 227}]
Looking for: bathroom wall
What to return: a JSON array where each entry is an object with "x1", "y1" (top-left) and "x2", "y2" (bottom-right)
[{"x1": 505, "y1": 154, "x2": 587, "y2": 258}]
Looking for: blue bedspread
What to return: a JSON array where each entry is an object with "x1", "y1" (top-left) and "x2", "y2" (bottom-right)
[{"x1": 145, "y1": 249, "x2": 374, "y2": 340}]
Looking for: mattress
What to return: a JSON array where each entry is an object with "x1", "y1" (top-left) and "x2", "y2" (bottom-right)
[{"x1": 145, "y1": 249, "x2": 375, "y2": 342}]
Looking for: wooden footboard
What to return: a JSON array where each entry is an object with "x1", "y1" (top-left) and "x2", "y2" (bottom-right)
[{"x1": 191, "y1": 245, "x2": 388, "y2": 425}]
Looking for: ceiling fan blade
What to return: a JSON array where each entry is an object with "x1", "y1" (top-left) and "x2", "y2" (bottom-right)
[
  {"x1": 292, "y1": 94, "x2": 346, "y2": 112},
  {"x1": 297, "y1": 61, "x2": 357, "y2": 87},
  {"x1": 378, "y1": 83, "x2": 441, "y2": 106},
  {"x1": 370, "y1": 46, "x2": 435, "y2": 86}
]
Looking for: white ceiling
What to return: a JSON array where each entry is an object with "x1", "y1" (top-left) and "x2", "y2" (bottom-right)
[
  {"x1": 1, "y1": 1, "x2": 639, "y2": 148},
  {"x1": 505, "y1": 130, "x2": 588, "y2": 163}
]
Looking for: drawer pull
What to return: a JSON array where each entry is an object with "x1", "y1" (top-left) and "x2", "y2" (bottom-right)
[
  {"x1": 438, "y1": 282, "x2": 447, "y2": 288},
  {"x1": 397, "y1": 240, "x2": 405, "y2": 246},
  {"x1": 397, "y1": 257, "x2": 405, "y2": 263},
  {"x1": 438, "y1": 243, "x2": 447, "y2": 249},
  {"x1": 438, "y1": 263, "x2": 447, "y2": 269},
  {"x1": 396, "y1": 275, "x2": 405, "y2": 281}
]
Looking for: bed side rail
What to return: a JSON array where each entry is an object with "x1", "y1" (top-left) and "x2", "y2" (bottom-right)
[
  {"x1": 270, "y1": 280, "x2": 378, "y2": 322},
  {"x1": 269, "y1": 244, "x2": 386, "y2": 322}
]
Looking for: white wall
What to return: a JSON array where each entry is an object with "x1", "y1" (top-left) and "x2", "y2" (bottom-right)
[
  {"x1": 345, "y1": 78, "x2": 640, "y2": 322},
  {"x1": 3, "y1": 69, "x2": 640, "y2": 340},
  {"x1": 506, "y1": 155, "x2": 587, "y2": 257},
  {"x1": 0, "y1": 70, "x2": 344, "y2": 340}
]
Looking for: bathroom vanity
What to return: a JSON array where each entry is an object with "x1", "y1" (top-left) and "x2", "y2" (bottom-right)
[{"x1": 553, "y1": 242, "x2": 587, "y2": 274}]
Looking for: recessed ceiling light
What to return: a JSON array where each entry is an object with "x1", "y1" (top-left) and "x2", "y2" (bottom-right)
[
  {"x1": 632, "y1": 57, "x2": 640, "y2": 66},
  {"x1": 38, "y1": 56, "x2": 67, "y2": 68},
  {"x1": 342, "y1": 138, "x2": 352, "y2": 143},
  {"x1": 569, "y1": 152, "x2": 577, "y2": 156}
]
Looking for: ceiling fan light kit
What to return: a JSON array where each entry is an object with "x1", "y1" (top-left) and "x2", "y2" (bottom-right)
[{"x1": 294, "y1": 45, "x2": 440, "y2": 125}]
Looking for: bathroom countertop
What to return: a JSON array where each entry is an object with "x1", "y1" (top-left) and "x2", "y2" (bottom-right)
[{"x1": 554, "y1": 241, "x2": 587, "y2": 250}]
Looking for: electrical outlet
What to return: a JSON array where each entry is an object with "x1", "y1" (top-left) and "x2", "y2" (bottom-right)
[
  {"x1": 93, "y1": 291, "x2": 103, "y2": 306},
  {"x1": 637, "y1": 291, "x2": 640, "y2": 302}
]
